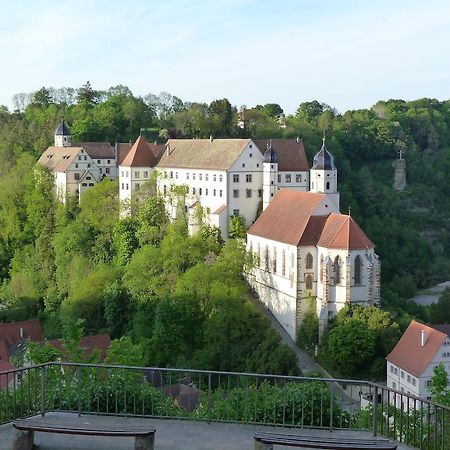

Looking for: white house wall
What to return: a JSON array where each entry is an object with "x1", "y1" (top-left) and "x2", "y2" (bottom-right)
[{"x1": 246, "y1": 235, "x2": 298, "y2": 340}]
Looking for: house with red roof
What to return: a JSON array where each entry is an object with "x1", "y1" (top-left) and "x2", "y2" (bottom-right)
[
  {"x1": 386, "y1": 320, "x2": 450, "y2": 405},
  {"x1": 119, "y1": 135, "x2": 165, "y2": 208},
  {"x1": 246, "y1": 141, "x2": 379, "y2": 340}
]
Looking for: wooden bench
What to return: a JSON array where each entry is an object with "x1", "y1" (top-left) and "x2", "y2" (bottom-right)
[
  {"x1": 12, "y1": 418, "x2": 156, "y2": 450},
  {"x1": 254, "y1": 432, "x2": 397, "y2": 450}
]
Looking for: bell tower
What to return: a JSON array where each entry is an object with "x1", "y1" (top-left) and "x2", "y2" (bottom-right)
[
  {"x1": 54, "y1": 120, "x2": 72, "y2": 147},
  {"x1": 262, "y1": 142, "x2": 279, "y2": 210},
  {"x1": 310, "y1": 136, "x2": 339, "y2": 209}
]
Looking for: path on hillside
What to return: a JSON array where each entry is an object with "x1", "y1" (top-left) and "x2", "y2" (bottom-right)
[
  {"x1": 410, "y1": 281, "x2": 450, "y2": 306},
  {"x1": 249, "y1": 297, "x2": 362, "y2": 412}
]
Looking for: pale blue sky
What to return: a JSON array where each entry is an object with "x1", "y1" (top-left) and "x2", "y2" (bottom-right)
[{"x1": 1, "y1": 0, "x2": 449, "y2": 113}]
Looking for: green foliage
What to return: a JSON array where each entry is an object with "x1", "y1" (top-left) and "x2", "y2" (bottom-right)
[
  {"x1": 228, "y1": 214, "x2": 247, "y2": 239},
  {"x1": 327, "y1": 319, "x2": 376, "y2": 375},
  {"x1": 297, "y1": 309, "x2": 319, "y2": 351},
  {"x1": 429, "y1": 289, "x2": 450, "y2": 324},
  {"x1": 429, "y1": 363, "x2": 450, "y2": 405},
  {"x1": 105, "y1": 336, "x2": 147, "y2": 366}
]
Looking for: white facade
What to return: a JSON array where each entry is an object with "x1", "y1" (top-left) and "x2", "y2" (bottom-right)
[
  {"x1": 95, "y1": 157, "x2": 117, "y2": 179},
  {"x1": 119, "y1": 166, "x2": 155, "y2": 204},
  {"x1": 158, "y1": 141, "x2": 263, "y2": 239}
]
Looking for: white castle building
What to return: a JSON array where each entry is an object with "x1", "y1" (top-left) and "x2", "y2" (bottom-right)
[
  {"x1": 121, "y1": 137, "x2": 310, "y2": 238},
  {"x1": 246, "y1": 140, "x2": 380, "y2": 340},
  {"x1": 38, "y1": 121, "x2": 117, "y2": 202}
]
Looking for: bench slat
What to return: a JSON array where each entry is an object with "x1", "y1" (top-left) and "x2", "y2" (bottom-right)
[
  {"x1": 13, "y1": 420, "x2": 155, "y2": 437},
  {"x1": 254, "y1": 433, "x2": 397, "y2": 450}
]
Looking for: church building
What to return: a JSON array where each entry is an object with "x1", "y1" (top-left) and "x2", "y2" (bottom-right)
[{"x1": 246, "y1": 140, "x2": 380, "y2": 340}]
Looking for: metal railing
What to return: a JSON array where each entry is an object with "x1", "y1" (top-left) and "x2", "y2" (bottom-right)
[{"x1": 1, "y1": 362, "x2": 450, "y2": 449}]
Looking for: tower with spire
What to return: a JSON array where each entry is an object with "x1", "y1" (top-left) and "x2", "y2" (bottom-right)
[
  {"x1": 262, "y1": 141, "x2": 279, "y2": 210},
  {"x1": 54, "y1": 120, "x2": 72, "y2": 147},
  {"x1": 309, "y1": 136, "x2": 339, "y2": 210}
]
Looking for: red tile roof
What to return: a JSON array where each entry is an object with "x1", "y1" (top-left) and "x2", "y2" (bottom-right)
[
  {"x1": 248, "y1": 191, "x2": 374, "y2": 250},
  {"x1": 254, "y1": 139, "x2": 309, "y2": 171},
  {"x1": 120, "y1": 137, "x2": 163, "y2": 168},
  {"x1": 248, "y1": 190, "x2": 327, "y2": 245},
  {"x1": 49, "y1": 334, "x2": 111, "y2": 360},
  {"x1": 0, "y1": 361, "x2": 16, "y2": 390},
  {"x1": 386, "y1": 321, "x2": 447, "y2": 377},
  {"x1": 116, "y1": 143, "x2": 133, "y2": 165},
  {"x1": 0, "y1": 320, "x2": 43, "y2": 349},
  {"x1": 317, "y1": 214, "x2": 374, "y2": 250}
]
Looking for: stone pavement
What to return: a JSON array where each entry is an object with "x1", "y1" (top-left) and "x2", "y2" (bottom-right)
[{"x1": 0, "y1": 412, "x2": 414, "y2": 450}]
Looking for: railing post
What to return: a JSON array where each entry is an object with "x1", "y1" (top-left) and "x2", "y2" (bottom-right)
[
  {"x1": 77, "y1": 366, "x2": 82, "y2": 417},
  {"x1": 40, "y1": 366, "x2": 46, "y2": 417},
  {"x1": 207, "y1": 372, "x2": 212, "y2": 424},
  {"x1": 329, "y1": 383, "x2": 334, "y2": 431},
  {"x1": 373, "y1": 385, "x2": 379, "y2": 436}
]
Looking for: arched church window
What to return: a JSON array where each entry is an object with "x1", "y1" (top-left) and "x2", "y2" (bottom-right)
[
  {"x1": 354, "y1": 255, "x2": 362, "y2": 285},
  {"x1": 306, "y1": 274, "x2": 313, "y2": 290},
  {"x1": 282, "y1": 250, "x2": 286, "y2": 276},
  {"x1": 257, "y1": 243, "x2": 261, "y2": 267},
  {"x1": 334, "y1": 256, "x2": 341, "y2": 285},
  {"x1": 273, "y1": 248, "x2": 277, "y2": 273},
  {"x1": 306, "y1": 253, "x2": 313, "y2": 270},
  {"x1": 265, "y1": 246, "x2": 269, "y2": 271}
]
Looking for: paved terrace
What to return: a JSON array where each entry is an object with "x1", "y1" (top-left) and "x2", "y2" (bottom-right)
[{"x1": 0, "y1": 413, "x2": 414, "y2": 450}]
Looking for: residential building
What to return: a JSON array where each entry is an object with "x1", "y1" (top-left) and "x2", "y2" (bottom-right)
[
  {"x1": 386, "y1": 320, "x2": 450, "y2": 406},
  {"x1": 246, "y1": 141, "x2": 379, "y2": 340}
]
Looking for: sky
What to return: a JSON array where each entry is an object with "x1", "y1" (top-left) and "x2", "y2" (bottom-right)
[{"x1": 0, "y1": 0, "x2": 449, "y2": 113}]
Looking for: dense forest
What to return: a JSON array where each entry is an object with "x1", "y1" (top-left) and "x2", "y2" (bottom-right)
[{"x1": 0, "y1": 83, "x2": 449, "y2": 378}]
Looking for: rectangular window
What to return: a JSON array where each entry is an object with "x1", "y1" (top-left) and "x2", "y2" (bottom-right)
[
  {"x1": 256, "y1": 163, "x2": 260, "y2": 168},
  {"x1": 277, "y1": 174, "x2": 281, "y2": 183},
  {"x1": 258, "y1": 189, "x2": 262, "y2": 198},
  {"x1": 107, "y1": 160, "x2": 111, "y2": 164},
  {"x1": 296, "y1": 174, "x2": 302, "y2": 183},
  {"x1": 249, "y1": 153, "x2": 252, "y2": 157},
  {"x1": 213, "y1": 189, "x2": 216, "y2": 196},
  {"x1": 74, "y1": 173, "x2": 80, "y2": 180},
  {"x1": 87, "y1": 163, "x2": 91, "y2": 168},
  {"x1": 199, "y1": 188, "x2": 202, "y2": 195},
  {"x1": 205, "y1": 174, "x2": 209, "y2": 181},
  {"x1": 170, "y1": 171, "x2": 173, "y2": 179},
  {"x1": 246, "y1": 189, "x2": 252, "y2": 198},
  {"x1": 97, "y1": 160, "x2": 101, "y2": 164},
  {"x1": 192, "y1": 187, "x2": 196, "y2": 195},
  {"x1": 246, "y1": 174, "x2": 252, "y2": 183},
  {"x1": 219, "y1": 174, "x2": 223, "y2": 182},
  {"x1": 135, "y1": 183, "x2": 140, "y2": 190},
  {"x1": 199, "y1": 173, "x2": 202, "y2": 181},
  {"x1": 392, "y1": 382, "x2": 396, "y2": 390},
  {"x1": 233, "y1": 189, "x2": 239, "y2": 198},
  {"x1": 106, "y1": 167, "x2": 110, "y2": 174},
  {"x1": 121, "y1": 183, "x2": 124, "y2": 189},
  {"x1": 175, "y1": 172, "x2": 178, "y2": 179},
  {"x1": 84, "y1": 156, "x2": 87, "y2": 161},
  {"x1": 205, "y1": 188, "x2": 208, "y2": 195},
  {"x1": 187, "y1": 173, "x2": 190, "y2": 180},
  {"x1": 401, "y1": 371, "x2": 404, "y2": 379},
  {"x1": 390, "y1": 366, "x2": 394, "y2": 373},
  {"x1": 242, "y1": 163, "x2": 245, "y2": 168},
  {"x1": 427, "y1": 380, "x2": 432, "y2": 387},
  {"x1": 219, "y1": 190, "x2": 223, "y2": 197},
  {"x1": 163, "y1": 185, "x2": 167, "y2": 195},
  {"x1": 126, "y1": 171, "x2": 129, "y2": 178},
  {"x1": 412, "y1": 378, "x2": 416, "y2": 386},
  {"x1": 233, "y1": 174, "x2": 239, "y2": 183},
  {"x1": 285, "y1": 174, "x2": 291, "y2": 183},
  {"x1": 135, "y1": 171, "x2": 140, "y2": 178},
  {"x1": 407, "y1": 375, "x2": 411, "y2": 383},
  {"x1": 193, "y1": 173, "x2": 196, "y2": 180},
  {"x1": 121, "y1": 171, "x2": 124, "y2": 177},
  {"x1": 144, "y1": 171, "x2": 148, "y2": 178},
  {"x1": 126, "y1": 183, "x2": 129, "y2": 190},
  {"x1": 213, "y1": 174, "x2": 216, "y2": 182},
  {"x1": 233, "y1": 209, "x2": 239, "y2": 215},
  {"x1": 75, "y1": 163, "x2": 79, "y2": 168}
]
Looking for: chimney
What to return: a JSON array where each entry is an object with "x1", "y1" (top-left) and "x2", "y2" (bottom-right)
[
  {"x1": 421, "y1": 330, "x2": 428, "y2": 347},
  {"x1": 20, "y1": 327, "x2": 24, "y2": 338},
  {"x1": 166, "y1": 144, "x2": 170, "y2": 156},
  {"x1": 209, "y1": 135, "x2": 213, "y2": 142}
]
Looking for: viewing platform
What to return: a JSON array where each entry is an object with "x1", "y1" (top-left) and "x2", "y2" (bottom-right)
[{"x1": 0, "y1": 362, "x2": 447, "y2": 449}]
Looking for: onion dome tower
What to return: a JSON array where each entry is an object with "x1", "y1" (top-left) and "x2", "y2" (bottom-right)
[{"x1": 310, "y1": 136, "x2": 340, "y2": 209}]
